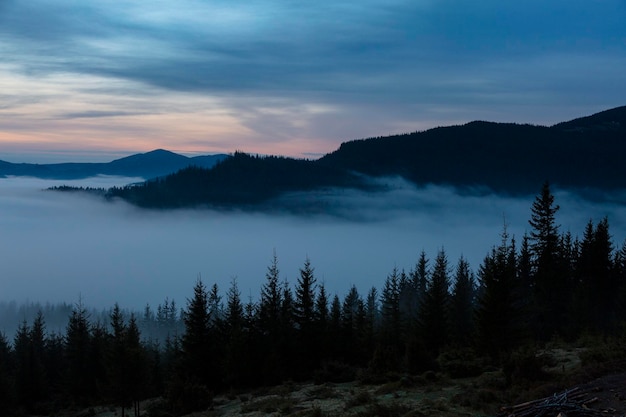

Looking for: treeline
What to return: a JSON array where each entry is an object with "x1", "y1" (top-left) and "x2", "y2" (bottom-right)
[
  {"x1": 2, "y1": 182, "x2": 626, "y2": 416},
  {"x1": 106, "y1": 152, "x2": 363, "y2": 209},
  {"x1": 104, "y1": 106, "x2": 626, "y2": 210}
]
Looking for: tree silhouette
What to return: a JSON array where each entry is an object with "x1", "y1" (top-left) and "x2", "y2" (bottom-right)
[
  {"x1": 449, "y1": 256, "x2": 476, "y2": 346},
  {"x1": 419, "y1": 249, "x2": 450, "y2": 354},
  {"x1": 528, "y1": 182, "x2": 569, "y2": 339}
]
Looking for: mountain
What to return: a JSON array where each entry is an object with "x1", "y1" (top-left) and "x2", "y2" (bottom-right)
[
  {"x1": 0, "y1": 149, "x2": 229, "y2": 180},
  {"x1": 104, "y1": 105, "x2": 626, "y2": 208},
  {"x1": 320, "y1": 108, "x2": 626, "y2": 194}
]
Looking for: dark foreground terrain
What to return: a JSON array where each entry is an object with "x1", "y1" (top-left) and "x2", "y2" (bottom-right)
[{"x1": 54, "y1": 345, "x2": 626, "y2": 417}]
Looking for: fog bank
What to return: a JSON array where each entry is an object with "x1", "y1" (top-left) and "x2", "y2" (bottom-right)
[{"x1": 0, "y1": 176, "x2": 624, "y2": 311}]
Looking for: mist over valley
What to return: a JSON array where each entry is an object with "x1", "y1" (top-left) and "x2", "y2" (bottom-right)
[{"x1": 1, "y1": 175, "x2": 624, "y2": 329}]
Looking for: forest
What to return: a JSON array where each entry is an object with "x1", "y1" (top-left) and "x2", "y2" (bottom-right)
[
  {"x1": 2, "y1": 182, "x2": 626, "y2": 416},
  {"x1": 104, "y1": 106, "x2": 626, "y2": 210}
]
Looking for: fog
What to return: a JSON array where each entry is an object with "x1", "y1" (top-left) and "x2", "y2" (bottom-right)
[{"x1": 1, "y1": 176, "x2": 625, "y2": 313}]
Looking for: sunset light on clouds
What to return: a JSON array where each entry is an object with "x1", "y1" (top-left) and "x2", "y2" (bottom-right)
[{"x1": 1, "y1": 0, "x2": 625, "y2": 162}]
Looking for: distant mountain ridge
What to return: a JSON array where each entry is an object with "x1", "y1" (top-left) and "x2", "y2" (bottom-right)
[
  {"x1": 105, "y1": 105, "x2": 626, "y2": 209},
  {"x1": 0, "y1": 149, "x2": 229, "y2": 180}
]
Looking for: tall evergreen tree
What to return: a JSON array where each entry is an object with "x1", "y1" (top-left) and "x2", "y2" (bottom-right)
[
  {"x1": 576, "y1": 217, "x2": 616, "y2": 333},
  {"x1": 65, "y1": 301, "x2": 95, "y2": 404},
  {"x1": 295, "y1": 258, "x2": 317, "y2": 330},
  {"x1": 0, "y1": 332, "x2": 13, "y2": 415},
  {"x1": 294, "y1": 258, "x2": 317, "y2": 376},
  {"x1": 381, "y1": 267, "x2": 402, "y2": 350},
  {"x1": 419, "y1": 249, "x2": 450, "y2": 354},
  {"x1": 476, "y1": 228, "x2": 521, "y2": 358},
  {"x1": 259, "y1": 251, "x2": 282, "y2": 334},
  {"x1": 528, "y1": 181, "x2": 569, "y2": 339},
  {"x1": 449, "y1": 256, "x2": 476, "y2": 346},
  {"x1": 181, "y1": 278, "x2": 216, "y2": 389}
]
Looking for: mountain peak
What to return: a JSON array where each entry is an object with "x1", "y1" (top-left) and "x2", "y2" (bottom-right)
[{"x1": 552, "y1": 105, "x2": 626, "y2": 132}]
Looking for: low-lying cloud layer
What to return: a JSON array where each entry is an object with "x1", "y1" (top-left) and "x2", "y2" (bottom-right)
[{"x1": 1, "y1": 177, "x2": 625, "y2": 312}]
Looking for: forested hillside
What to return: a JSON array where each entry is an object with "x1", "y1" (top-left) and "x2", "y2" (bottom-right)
[
  {"x1": 3, "y1": 183, "x2": 626, "y2": 416},
  {"x1": 106, "y1": 105, "x2": 626, "y2": 209}
]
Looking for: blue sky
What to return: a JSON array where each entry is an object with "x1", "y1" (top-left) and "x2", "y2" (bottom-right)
[{"x1": 1, "y1": 0, "x2": 625, "y2": 162}]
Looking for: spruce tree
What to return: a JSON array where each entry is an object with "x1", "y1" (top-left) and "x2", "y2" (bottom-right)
[
  {"x1": 381, "y1": 267, "x2": 402, "y2": 351},
  {"x1": 295, "y1": 258, "x2": 316, "y2": 330},
  {"x1": 65, "y1": 301, "x2": 95, "y2": 404},
  {"x1": 0, "y1": 332, "x2": 13, "y2": 415},
  {"x1": 476, "y1": 228, "x2": 520, "y2": 359},
  {"x1": 181, "y1": 278, "x2": 215, "y2": 389},
  {"x1": 528, "y1": 181, "x2": 569, "y2": 339},
  {"x1": 419, "y1": 249, "x2": 450, "y2": 354},
  {"x1": 294, "y1": 258, "x2": 317, "y2": 376},
  {"x1": 449, "y1": 256, "x2": 476, "y2": 347}
]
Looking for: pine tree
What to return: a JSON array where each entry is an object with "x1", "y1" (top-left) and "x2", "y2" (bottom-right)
[
  {"x1": 224, "y1": 278, "x2": 246, "y2": 387},
  {"x1": 181, "y1": 278, "x2": 215, "y2": 389},
  {"x1": 294, "y1": 258, "x2": 317, "y2": 376},
  {"x1": 0, "y1": 332, "x2": 13, "y2": 415},
  {"x1": 419, "y1": 249, "x2": 450, "y2": 354},
  {"x1": 259, "y1": 251, "x2": 282, "y2": 334},
  {"x1": 295, "y1": 258, "x2": 316, "y2": 331},
  {"x1": 65, "y1": 300, "x2": 95, "y2": 404},
  {"x1": 476, "y1": 228, "x2": 521, "y2": 358},
  {"x1": 577, "y1": 217, "x2": 616, "y2": 333},
  {"x1": 528, "y1": 181, "x2": 569, "y2": 339},
  {"x1": 126, "y1": 315, "x2": 147, "y2": 417},
  {"x1": 13, "y1": 320, "x2": 32, "y2": 408},
  {"x1": 381, "y1": 267, "x2": 402, "y2": 351},
  {"x1": 408, "y1": 251, "x2": 430, "y2": 322},
  {"x1": 108, "y1": 303, "x2": 131, "y2": 417},
  {"x1": 449, "y1": 256, "x2": 476, "y2": 347}
]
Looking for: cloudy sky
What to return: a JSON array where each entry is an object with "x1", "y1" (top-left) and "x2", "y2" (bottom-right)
[{"x1": 1, "y1": 0, "x2": 625, "y2": 162}]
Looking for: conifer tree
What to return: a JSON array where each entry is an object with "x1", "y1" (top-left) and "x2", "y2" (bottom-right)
[
  {"x1": 224, "y1": 278, "x2": 246, "y2": 387},
  {"x1": 295, "y1": 258, "x2": 316, "y2": 330},
  {"x1": 0, "y1": 332, "x2": 13, "y2": 415},
  {"x1": 181, "y1": 278, "x2": 215, "y2": 389},
  {"x1": 381, "y1": 267, "x2": 402, "y2": 351},
  {"x1": 476, "y1": 228, "x2": 521, "y2": 358},
  {"x1": 65, "y1": 300, "x2": 95, "y2": 404},
  {"x1": 408, "y1": 251, "x2": 429, "y2": 321},
  {"x1": 449, "y1": 256, "x2": 476, "y2": 346},
  {"x1": 577, "y1": 217, "x2": 616, "y2": 333},
  {"x1": 13, "y1": 320, "x2": 32, "y2": 407},
  {"x1": 528, "y1": 181, "x2": 568, "y2": 339},
  {"x1": 419, "y1": 249, "x2": 450, "y2": 354},
  {"x1": 259, "y1": 251, "x2": 282, "y2": 334},
  {"x1": 108, "y1": 303, "x2": 132, "y2": 416},
  {"x1": 294, "y1": 258, "x2": 317, "y2": 376}
]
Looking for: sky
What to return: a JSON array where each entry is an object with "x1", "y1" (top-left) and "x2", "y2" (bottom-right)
[
  {"x1": 1, "y1": 0, "x2": 625, "y2": 163},
  {"x1": 1, "y1": 177, "x2": 625, "y2": 313}
]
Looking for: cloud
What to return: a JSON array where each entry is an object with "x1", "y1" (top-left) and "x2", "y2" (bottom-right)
[
  {"x1": 1, "y1": 177, "x2": 624, "y2": 315},
  {"x1": 0, "y1": 0, "x2": 625, "y2": 159}
]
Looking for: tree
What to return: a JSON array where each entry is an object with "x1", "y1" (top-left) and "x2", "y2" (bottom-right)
[
  {"x1": 528, "y1": 182, "x2": 569, "y2": 339},
  {"x1": 65, "y1": 301, "x2": 96, "y2": 404},
  {"x1": 181, "y1": 278, "x2": 216, "y2": 389},
  {"x1": 107, "y1": 304, "x2": 134, "y2": 417},
  {"x1": 576, "y1": 217, "x2": 617, "y2": 333},
  {"x1": 419, "y1": 249, "x2": 450, "y2": 354},
  {"x1": 294, "y1": 258, "x2": 317, "y2": 376},
  {"x1": 224, "y1": 278, "x2": 246, "y2": 388},
  {"x1": 476, "y1": 227, "x2": 522, "y2": 358},
  {"x1": 295, "y1": 257, "x2": 316, "y2": 330},
  {"x1": 0, "y1": 332, "x2": 13, "y2": 415},
  {"x1": 380, "y1": 267, "x2": 402, "y2": 351},
  {"x1": 449, "y1": 256, "x2": 476, "y2": 346},
  {"x1": 259, "y1": 251, "x2": 282, "y2": 334}
]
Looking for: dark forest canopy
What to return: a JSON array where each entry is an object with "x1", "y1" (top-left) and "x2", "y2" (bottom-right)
[
  {"x1": 3, "y1": 183, "x2": 626, "y2": 416},
  {"x1": 105, "y1": 105, "x2": 626, "y2": 210}
]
